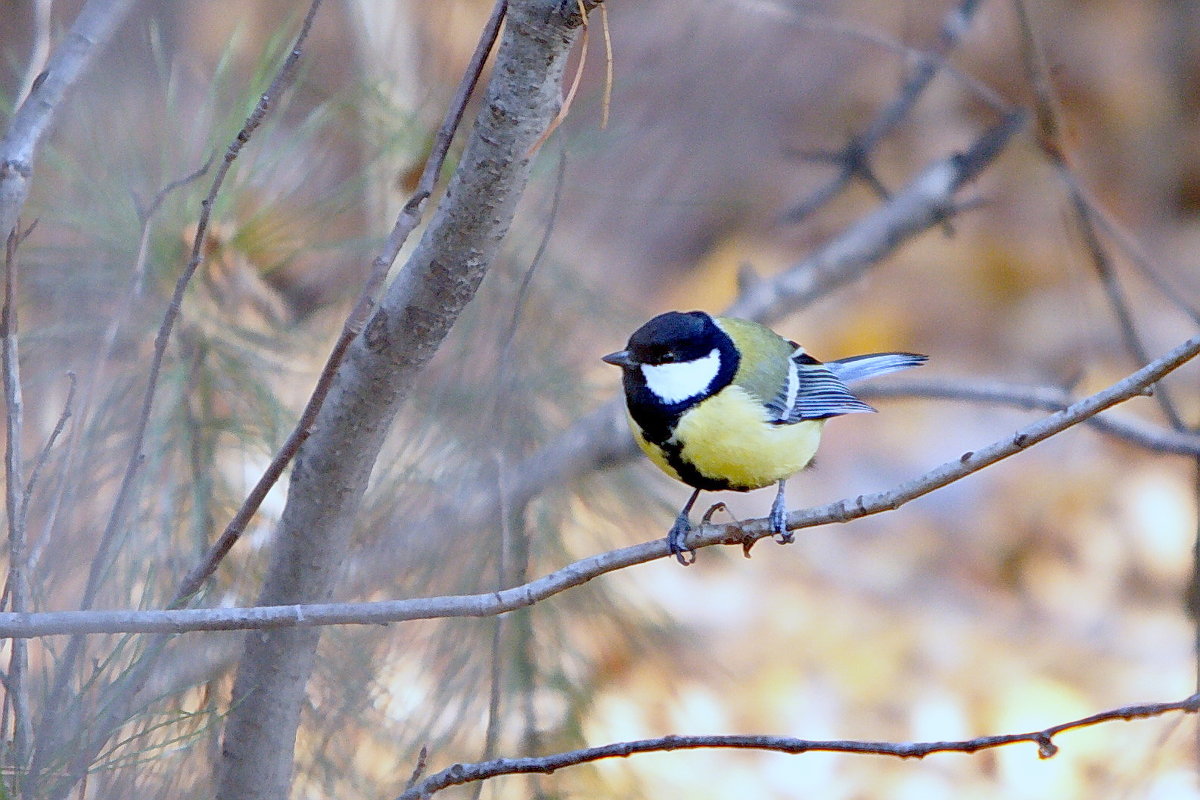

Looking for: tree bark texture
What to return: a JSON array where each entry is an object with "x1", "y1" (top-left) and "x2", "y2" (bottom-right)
[{"x1": 215, "y1": 3, "x2": 588, "y2": 799}]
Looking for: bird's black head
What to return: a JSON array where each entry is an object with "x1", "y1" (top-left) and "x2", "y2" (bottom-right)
[
  {"x1": 602, "y1": 311, "x2": 740, "y2": 443},
  {"x1": 609, "y1": 311, "x2": 729, "y2": 368}
]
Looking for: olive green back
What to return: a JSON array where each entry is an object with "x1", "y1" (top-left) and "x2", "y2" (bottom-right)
[{"x1": 712, "y1": 316, "x2": 794, "y2": 407}]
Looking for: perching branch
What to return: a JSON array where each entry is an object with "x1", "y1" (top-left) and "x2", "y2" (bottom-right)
[
  {"x1": 1, "y1": 330, "x2": 1196, "y2": 641},
  {"x1": 394, "y1": 692, "x2": 1200, "y2": 800},
  {"x1": 751, "y1": 331, "x2": 1200, "y2": 549}
]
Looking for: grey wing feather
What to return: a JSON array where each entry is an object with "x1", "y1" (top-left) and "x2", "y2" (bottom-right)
[
  {"x1": 771, "y1": 351, "x2": 927, "y2": 423},
  {"x1": 783, "y1": 360, "x2": 876, "y2": 421},
  {"x1": 826, "y1": 352, "x2": 927, "y2": 384}
]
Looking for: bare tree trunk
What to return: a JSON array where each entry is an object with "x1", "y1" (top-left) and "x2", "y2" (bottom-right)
[{"x1": 214, "y1": 3, "x2": 592, "y2": 798}]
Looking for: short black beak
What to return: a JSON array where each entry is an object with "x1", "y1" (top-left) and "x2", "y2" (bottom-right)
[{"x1": 601, "y1": 350, "x2": 637, "y2": 368}]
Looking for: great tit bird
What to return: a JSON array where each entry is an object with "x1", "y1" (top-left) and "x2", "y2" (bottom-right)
[{"x1": 603, "y1": 310, "x2": 926, "y2": 564}]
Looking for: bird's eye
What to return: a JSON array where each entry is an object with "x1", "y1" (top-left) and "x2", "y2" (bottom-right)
[{"x1": 653, "y1": 348, "x2": 676, "y2": 363}]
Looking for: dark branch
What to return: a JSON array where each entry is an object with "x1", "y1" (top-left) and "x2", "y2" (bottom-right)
[
  {"x1": 1011, "y1": 0, "x2": 1187, "y2": 430},
  {"x1": 395, "y1": 693, "x2": 1200, "y2": 799},
  {"x1": 782, "y1": 0, "x2": 1001, "y2": 222}
]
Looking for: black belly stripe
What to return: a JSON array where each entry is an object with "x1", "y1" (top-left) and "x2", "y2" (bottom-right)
[
  {"x1": 621, "y1": 340, "x2": 745, "y2": 493},
  {"x1": 657, "y1": 436, "x2": 736, "y2": 492},
  {"x1": 627, "y1": 396, "x2": 736, "y2": 492}
]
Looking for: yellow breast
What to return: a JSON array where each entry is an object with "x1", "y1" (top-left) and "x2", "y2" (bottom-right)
[{"x1": 631, "y1": 385, "x2": 825, "y2": 491}]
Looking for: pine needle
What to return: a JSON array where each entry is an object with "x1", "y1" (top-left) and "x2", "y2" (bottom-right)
[
  {"x1": 599, "y1": 2, "x2": 613, "y2": 129},
  {"x1": 527, "y1": 0, "x2": 590, "y2": 155}
]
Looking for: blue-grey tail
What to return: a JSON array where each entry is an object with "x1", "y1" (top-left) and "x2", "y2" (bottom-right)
[{"x1": 826, "y1": 352, "x2": 927, "y2": 385}]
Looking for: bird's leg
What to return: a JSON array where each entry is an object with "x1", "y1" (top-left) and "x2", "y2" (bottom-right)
[
  {"x1": 769, "y1": 479, "x2": 793, "y2": 545},
  {"x1": 668, "y1": 488, "x2": 702, "y2": 566}
]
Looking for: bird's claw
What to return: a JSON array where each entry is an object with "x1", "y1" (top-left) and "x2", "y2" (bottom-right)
[
  {"x1": 769, "y1": 505, "x2": 793, "y2": 546},
  {"x1": 667, "y1": 514, "x2": 696, "y2": 566}
]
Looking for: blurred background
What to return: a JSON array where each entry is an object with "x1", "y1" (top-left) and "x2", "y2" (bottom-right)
[{"x1": 3, "y1": 0, "x2": 1200, "y2": 797}]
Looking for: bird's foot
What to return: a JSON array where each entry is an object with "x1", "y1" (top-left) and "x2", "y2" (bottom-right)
[
  {"x1": 667, "y1": 512, "x2": 696, "y2": 566},
  {"x1": 769, "y1": 500, "x2": 793, "y2": 545}
]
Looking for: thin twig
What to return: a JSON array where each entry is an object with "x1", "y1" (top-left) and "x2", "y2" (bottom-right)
[
  {"x1": 473, "y1": 152, "x2": 568, "y2": 800},
  {"x1": 473, "y1": 557, "x2": 506, "y2": 800},
  {"x1": 731, "y1": 111, "x2": 1026, "y2": 323},
  {"x1": 30, "y1": 4, "x2": 325, "y2": 794},
  {"x1": 29, "y1": 157, "x2": 209, "y2": 584},
  {"x1": 859, "y1": 377, "x2": 1200, "y2": 456},
  {"x1": 1011, "y1": 0, "x2": 1186, "y2": 430},
  {"x1": 413, "y1": 0, "x2": 509, "y2": 212},
  {"x1": 507, "y1": 159, "x2": 571, "y2": 800},
  {"x1": 1085, "y1": 197, "x2": 1200, "y2": 326},
  {"x1": 598, "y1": 3, "x2": 614, "y2": 128},
  {"x1": 1, "y1": 331, "x2": 1197, "y2": 641},
  {"x1": 395, "y1": 693, "x2": 1200, "y2": 800},
  {"x1": 1193, "y1": 464, "x2": 1200, "y2": 716},
  {"x1": 527, "y1": 0, "x2": 588, "y2": 155},
  {"x1": 404, "y1": 746, "x2": 429, "y2": 792},
  {"x1": 131, "y1": 156, "x2": 214, "y2": 294},
  {"x1": 20, "y1": 372, "x2": 75, "y2": 573},
  {"x1": 782, "y1": 0, "x2": 999, "y2": 222},
  {"x1": 1066, "y1": 179, "x2": 1185, "y2": 426},
  {"x1": 765, "y1": 9, "x2": 1010, "y2": 114},
  {"x1": 171, "y1": 0, "x2": 510, "y2": 605},
  {"x1": 2, "y1": 224, "x2": 33, "y2": 790}
]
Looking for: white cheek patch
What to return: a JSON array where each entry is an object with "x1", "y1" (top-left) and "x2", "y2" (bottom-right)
[{"x1": 641, "y1": 348, "x2": 721, "y2": 404}]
